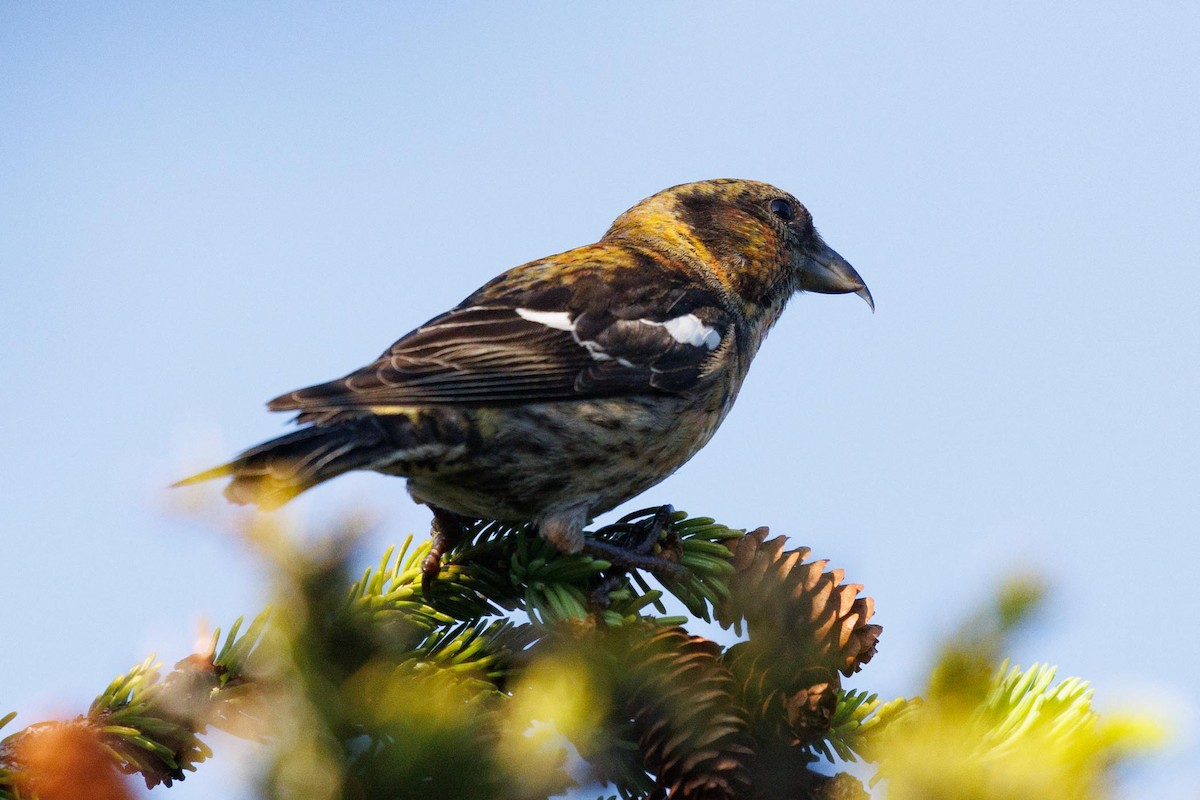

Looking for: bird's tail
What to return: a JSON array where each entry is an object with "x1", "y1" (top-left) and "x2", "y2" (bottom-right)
[{"x1": 173, "y1": 418, "x2": 396, "y2": 509}]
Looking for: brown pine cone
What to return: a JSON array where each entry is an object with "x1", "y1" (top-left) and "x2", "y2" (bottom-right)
[
  {"x1": 716, "y1": 528, "x2": 881, "y2": 678},
  {"x1": 724, "y1": 644, "x2": 841, "y2": 747},
  {"x1": 619, "y1": 626, "x2": 754, "y2": 799}
]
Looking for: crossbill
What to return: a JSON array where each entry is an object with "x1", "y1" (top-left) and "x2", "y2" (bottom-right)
[{"x1": 178, "y1": 179, "x2": 871, "y2": 562}]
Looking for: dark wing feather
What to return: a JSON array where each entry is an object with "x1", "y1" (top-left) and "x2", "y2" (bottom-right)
[{"x1": 268, "y1": 289, "x2": 733, "y2": 412}]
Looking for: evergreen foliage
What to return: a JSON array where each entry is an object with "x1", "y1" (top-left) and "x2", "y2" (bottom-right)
[{"x1": 0, "y1": 510, "x2": 1158, "y2": 799}]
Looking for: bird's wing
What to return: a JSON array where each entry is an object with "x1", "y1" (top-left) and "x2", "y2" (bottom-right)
[{"x1": 267, "y1": 287, "x2": 735, "y2": 411}]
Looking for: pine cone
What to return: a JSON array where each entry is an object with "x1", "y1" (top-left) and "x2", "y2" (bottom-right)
[
  {"x1": 716, "y1": 528, "x2": 881, "y2": 678},
  {"x1": 619, "y1": 626, "x2": 754, "y2": 799},
  {"x1": 724, "y1": 645, "x2": 840, "y2": 747}
]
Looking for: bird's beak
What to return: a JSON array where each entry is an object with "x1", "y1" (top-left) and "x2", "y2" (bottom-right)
[{"x1": 797, "y1": 240, "x2": 875, "y2": 312}]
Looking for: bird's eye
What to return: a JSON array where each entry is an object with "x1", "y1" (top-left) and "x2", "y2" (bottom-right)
[{"x1": 768, "y1": 198, "x2": 795, "y2": 221}]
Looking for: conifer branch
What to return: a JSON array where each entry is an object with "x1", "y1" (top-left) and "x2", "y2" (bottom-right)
[{"x1": 0, "y1": 513, "x2": 1160, "y2": 799}]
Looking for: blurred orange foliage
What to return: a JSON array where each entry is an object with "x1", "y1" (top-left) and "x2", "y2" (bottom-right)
[{"x1": 12, "y1": 722, "x2": 133, "y2": 800}]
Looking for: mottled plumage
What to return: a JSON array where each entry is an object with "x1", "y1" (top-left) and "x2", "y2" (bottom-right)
[{"x1": 178, "y1": 179, "x2": 871, "y2": 554}]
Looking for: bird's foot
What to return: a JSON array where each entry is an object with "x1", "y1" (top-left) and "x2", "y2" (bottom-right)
[
  {"x1": 421, "y1": 507, "x2": 467, "y2": 598},
  {"x1": 582, "y1": 539, "x2": 686, "y2": 582},
  {"x1": 587, "y1": 574, "x2": 629, "y2": 610},
  {"x1": 585, "y1": 505, "x2": 684, "y2": 582}
]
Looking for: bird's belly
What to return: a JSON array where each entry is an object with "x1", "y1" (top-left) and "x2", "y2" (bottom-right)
[{"x1": 394, "y1": 395, "x2": 727, "y2": 522}]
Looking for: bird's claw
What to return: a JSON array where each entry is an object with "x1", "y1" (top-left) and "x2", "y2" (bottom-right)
[
  {"x1": 588, "y1": 574, "x2": 629, "y2": 610},
  {"x1": 421, "y1": 507, "x2": 466, "y2": 601},
  {"x1": 419, "y1": 548, "x2": 444, "y2": 599},
  {"x1": 634, "y1": 504, "x2": 677, "y2": 555}
]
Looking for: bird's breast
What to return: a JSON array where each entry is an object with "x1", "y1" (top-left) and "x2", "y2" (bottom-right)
[{"x1": 394, "y1": 390, "x2": 737, "y2": 522}]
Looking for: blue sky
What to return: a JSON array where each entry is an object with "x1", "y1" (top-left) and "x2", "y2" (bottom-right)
[{"x1": 2, "y1": 3, "x2": 1197, "y2": 797}]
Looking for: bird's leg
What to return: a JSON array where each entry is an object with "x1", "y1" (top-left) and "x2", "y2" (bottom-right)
[{"x1": 421, "y1": 506, "x2": 467, "y2": 597}]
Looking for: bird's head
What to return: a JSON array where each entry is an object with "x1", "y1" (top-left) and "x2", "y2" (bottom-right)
[{"x1": 603, "y1": 178, "x2": 873, "y2": 318}]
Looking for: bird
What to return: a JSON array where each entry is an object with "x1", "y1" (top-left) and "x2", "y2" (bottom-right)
[{"x1": 176, "y1": 179, "x2": 872, "y2": 575}]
